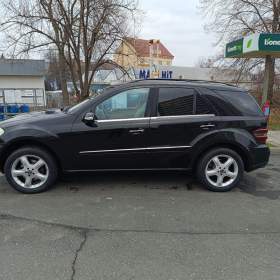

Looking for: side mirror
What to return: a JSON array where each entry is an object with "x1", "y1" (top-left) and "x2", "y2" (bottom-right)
[{"x1": 83, "y1": 112, "x2": 95, "y2": 123}]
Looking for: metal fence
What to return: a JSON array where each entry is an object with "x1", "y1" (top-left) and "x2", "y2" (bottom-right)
[
  {"x1": 0, "y1": 88, "x2": 46, "y2": 120},
  {"x1": 45, "y1": 91, "x2": 63, "y2": 108},
  {"x1": 45, "y1": 91, "x2": 78, "y2": 109}
]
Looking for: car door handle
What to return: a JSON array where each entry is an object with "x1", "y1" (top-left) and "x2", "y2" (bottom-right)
[
  {"x1": 129, "y1": 128, "x2": 145, "y2": 134},
  {"x1": 200, "y1": 124, "x2": 215, "y2": 129}
]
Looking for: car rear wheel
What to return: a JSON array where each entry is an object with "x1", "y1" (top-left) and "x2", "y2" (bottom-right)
[
  {"x1": 4, "y1": 147, "x2": 58, "y2": 193},
  {"x1": 196, "y1": 148, "x2": 244, "y2": 192}
]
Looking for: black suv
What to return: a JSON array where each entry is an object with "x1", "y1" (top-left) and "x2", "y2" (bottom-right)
[{"x1": 0, "y1": 79, "x2": 270, "y2": 193}]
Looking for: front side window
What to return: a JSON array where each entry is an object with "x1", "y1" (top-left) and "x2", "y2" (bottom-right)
[
  {"x1": 157, "y1": 87, "x2": 195, "y2": 116},
  {"x1": 95, "y1": 88, "x2": 149, "y2": 120}
]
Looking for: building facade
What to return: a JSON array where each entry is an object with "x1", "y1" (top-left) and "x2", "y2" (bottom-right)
[
  {"x1": 114, "y1": 38, "x2": 174, "y2": 70},
  {"x1": 0, "y1": 58, "x2": 46, "y2": 107}
]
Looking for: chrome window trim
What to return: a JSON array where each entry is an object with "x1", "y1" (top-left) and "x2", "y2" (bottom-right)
[
  {"x1": 79, "y1": 145, "x2": 192, "y2": 154},
  {"x1": 95, "y1": 114, "x2": 215, "y2": 123},
  {"x1": 96, "y1": 117, "x2": 149, "y2": 123},
  {"x1": 150, "y1": 114, "x2": 215, "y2": 121}
]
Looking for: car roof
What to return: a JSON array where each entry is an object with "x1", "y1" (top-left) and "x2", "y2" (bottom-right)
[{"x1": 109, "y1": 79, "x2": 243, "y2": 92}]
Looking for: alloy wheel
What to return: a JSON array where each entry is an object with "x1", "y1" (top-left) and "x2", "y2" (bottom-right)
[
  {"x1": 11, "y1": 155, "x2": 49, "y2": 189},
  {"x1": 205, "y1": 154, "x2": 238, "y2": 188}
]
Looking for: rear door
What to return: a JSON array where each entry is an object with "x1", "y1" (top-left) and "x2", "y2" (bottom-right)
[{"x1": 146, "y1": 86, "x2": 216, "y2": 168}]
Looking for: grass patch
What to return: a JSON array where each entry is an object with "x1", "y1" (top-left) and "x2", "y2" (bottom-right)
[
  {"x1": 267, "y1": 142, "x2": 276, "y2": 148},
  {"x1": 269, "y1": 123, "x2": 280, "y2": 130}
]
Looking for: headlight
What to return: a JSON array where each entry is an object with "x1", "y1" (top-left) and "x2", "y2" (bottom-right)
[{"x1": 0, "y1": 128, "x2": 5, "y2": 136}]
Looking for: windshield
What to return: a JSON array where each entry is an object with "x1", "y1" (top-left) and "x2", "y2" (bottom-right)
[{"x1": 66, "y1": 98, "x2": 92, "y2": 114}]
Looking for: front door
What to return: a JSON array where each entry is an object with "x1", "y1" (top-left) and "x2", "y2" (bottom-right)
[
  {"x1": 146, "y1": 87, "x2": 216, "y2": 168},
  {"x1": 70, "y1": 87, "x2": 152, "y2": 170}
]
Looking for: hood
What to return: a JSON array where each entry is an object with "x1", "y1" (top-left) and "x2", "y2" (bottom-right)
[{"x1": 0, "y1": 109, "x2": 65, "y2": 128}]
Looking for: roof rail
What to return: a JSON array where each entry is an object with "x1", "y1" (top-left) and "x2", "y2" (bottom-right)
[{"x1": 130, "y1": 78, "x2": 237, "y2": 87}]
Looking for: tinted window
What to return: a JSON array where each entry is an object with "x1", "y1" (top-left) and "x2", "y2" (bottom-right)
[
  {"x1": 196, "y1": 94, "x2": 215, "y2": 115},
  {"x1": 214, "y1": 90, "x2": 263, "y2": 117},
  {"x1": 158, "y1": 88, "x2": 194, "y2": 116},
  {"x1": 95, "y1": 88, "x2": 149, "y2": 120}
]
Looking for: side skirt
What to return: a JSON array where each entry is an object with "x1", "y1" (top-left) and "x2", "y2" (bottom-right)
[{"x1": 65, "y1": 168, "x2": 191, "y2": 173}]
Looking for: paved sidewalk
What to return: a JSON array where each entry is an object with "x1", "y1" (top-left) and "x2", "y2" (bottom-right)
[{"x1": 268, "y1": 130, "x2": 280, "y2": 147}]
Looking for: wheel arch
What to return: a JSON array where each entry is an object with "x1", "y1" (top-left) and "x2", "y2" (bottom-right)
[
  {"x1": 192, "y1": 142, "x2": 251, "y2": 172},
  {"x1": 0, "y1": 139, "x2": 62, "y2": 173}
]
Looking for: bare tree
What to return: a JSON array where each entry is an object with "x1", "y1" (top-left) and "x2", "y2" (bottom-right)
[
  {"x1": 199, "y1": 0, "x2": 280, "y2": 103},
  {"x1": 1, "y1": 0, "x2": 138, "y2": 103},
  {"x1": 44, "y1": 49, "x2": 72, "y2": 91}
]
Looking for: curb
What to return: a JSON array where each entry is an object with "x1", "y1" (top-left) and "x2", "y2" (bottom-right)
[{"x1": 269, "y1": 147, "x2": 280, "y2": 152}]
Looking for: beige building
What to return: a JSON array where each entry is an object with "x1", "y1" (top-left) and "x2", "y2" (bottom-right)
[
  {"x1": 0, "y1": 58, "x2": 46, "y2": 106},
  {"x1": 114, "y1": 38, "x2": 174, "y2": 70}
]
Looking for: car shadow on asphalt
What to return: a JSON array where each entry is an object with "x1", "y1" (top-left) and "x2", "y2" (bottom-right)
[
  {"x1": 59, "y1": 169, "x2": 280, "y2": 200},
  {"x1": 0, "y1": 169, "x2": 279, "y2": 199},
  {"x1": 239, "y1": 167, "x2": 280, "y2": 200},
  {"x1": 58, "y1": 170, "x2": 204, "y2": 192}
]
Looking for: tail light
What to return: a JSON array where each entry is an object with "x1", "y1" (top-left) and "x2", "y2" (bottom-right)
[{"x1": 253, "y1": 128, "x2": 268, "y2": 144}]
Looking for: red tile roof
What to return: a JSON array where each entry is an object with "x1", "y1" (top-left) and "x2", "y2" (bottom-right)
[{"x1": 125, "y1": 38, "x2": 174, "y2": 59}]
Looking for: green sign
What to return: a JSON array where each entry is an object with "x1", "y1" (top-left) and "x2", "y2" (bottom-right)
[
  {"x1": 259, "y1": 34, "x2": 280, "y2": 51},
  {"x1": 225, "y1": 38, "x2": 243, "y2": 57},
  {"x1": 225, "y1": 33, "x2": 280, "y2": 58}
]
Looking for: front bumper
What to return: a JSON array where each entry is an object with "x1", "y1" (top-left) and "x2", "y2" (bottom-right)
[{"x1": 247, "y1": 145, "x2": 270, "y2": 172}]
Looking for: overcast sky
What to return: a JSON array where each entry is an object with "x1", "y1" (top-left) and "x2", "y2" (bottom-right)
[{"x1": 138, "y1": 0, "x2": 218, "y2": 66}]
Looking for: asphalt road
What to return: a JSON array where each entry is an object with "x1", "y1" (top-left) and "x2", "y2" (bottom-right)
[{"x1": 0, "y1": 151, "x2": 280, "y2": 280}]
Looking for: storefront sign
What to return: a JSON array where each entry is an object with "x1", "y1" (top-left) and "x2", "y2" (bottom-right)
[
  {"x1": 226, "y1": 33, "x2": 280, "y2": 58},
  {"x1": 225, "y1": 38, "x2": 243, "y2": 57},
  {"x1": 139, "y1": 69, "x2": 173, "y2": 79}
]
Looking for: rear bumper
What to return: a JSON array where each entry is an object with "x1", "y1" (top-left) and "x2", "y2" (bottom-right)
[{"x1": 247, "y1": 145, "x2": 270, "y2": 172}]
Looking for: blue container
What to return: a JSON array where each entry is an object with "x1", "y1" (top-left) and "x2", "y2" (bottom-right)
[
  {"x1": 20, "y1": 104, "x2": 30, "y2": 113},
  {"x1": 0, "y1": 114, "x2": 4, "y2": 121},
  {"x1": 0, "y1": 106, "x2": 4, "y2": 113},
  {"x1": 8, "y1": 105, "x2": 19, "y2": 114}
]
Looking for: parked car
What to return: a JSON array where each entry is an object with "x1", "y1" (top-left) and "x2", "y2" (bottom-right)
[{"x1": 0, "y1": 79, "x2": 270, "y2": 193}]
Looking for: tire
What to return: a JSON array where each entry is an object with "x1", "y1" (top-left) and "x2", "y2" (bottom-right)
[
  {"x1": 196, "y1": 148, "x2": 244, "y2": 192},
  {"x1": 4, "y1": 146, "x2": 58, "y2": 194}
]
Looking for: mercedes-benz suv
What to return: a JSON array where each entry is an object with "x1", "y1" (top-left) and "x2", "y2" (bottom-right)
[{"x1": 0, "y1": 79, "x2": 270, "y2": 193}]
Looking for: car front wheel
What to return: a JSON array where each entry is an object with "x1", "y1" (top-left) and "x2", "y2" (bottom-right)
[
  {"x1": 196, "y1": 148, "x2": 244, "y2": 192},
  {"x1": 4, "y1": 147, "x2": 58, "y2": 193}
]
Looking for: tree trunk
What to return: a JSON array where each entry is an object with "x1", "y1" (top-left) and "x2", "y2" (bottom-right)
[
  {"x1": 82, "y1": 79, "x2": 90, "y2": 100},
  {"x1": 262, "y1": 55, "x2": 275, "y2": 106},
  {"x1": 58, "y1": 51, "x2": 69, "y2": 106}
]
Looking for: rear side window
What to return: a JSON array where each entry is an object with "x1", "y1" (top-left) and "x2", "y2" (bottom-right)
[
  {"x1": 196, "y1": 94, "x2": 216, "y2": 115},
  {"x1": 214, "y1": 90, "x2": 263, "y2": 117},
  {"x1": 157, "y1": 88, "x2": 194, "y2": 116}
]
